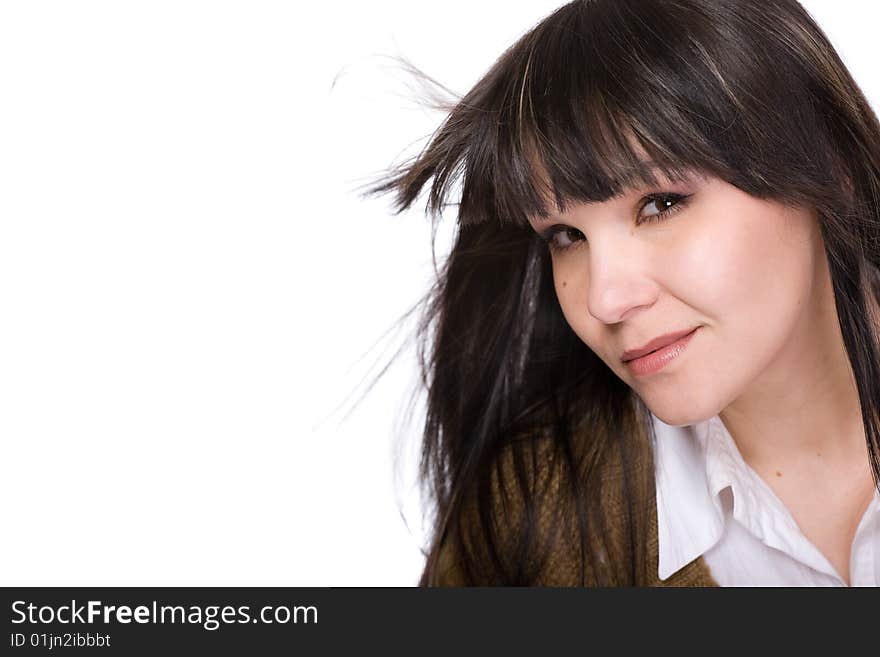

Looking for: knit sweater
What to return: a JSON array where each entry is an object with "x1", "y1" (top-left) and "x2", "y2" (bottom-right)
[{"x1": 428, "y1": 416, "x2": 720, "y2": 587}]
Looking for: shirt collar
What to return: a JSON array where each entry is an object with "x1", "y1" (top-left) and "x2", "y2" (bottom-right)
[
  {"x1": 699, "y1": 414, "x2": 848, "y2": 576},
  {"x1": 650, "y1": 411, "x2": 867, "y2": 581},
  {"x1": 650, "y1": 412, "x2": 727, "y2": 581}
]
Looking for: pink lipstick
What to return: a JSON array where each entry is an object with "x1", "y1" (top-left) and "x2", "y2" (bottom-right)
[{"x1": 623, "y1": 327, "x2": 699, "y2": 377}]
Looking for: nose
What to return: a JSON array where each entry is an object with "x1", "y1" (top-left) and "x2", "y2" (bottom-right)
[{"x1": 585, "y1": 244, "x2": 657, "y2": 324}]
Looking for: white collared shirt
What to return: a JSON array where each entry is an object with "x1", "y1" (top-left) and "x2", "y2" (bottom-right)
[{"x1": 649, "y1": 412, "x2": 880, "y2": 586}]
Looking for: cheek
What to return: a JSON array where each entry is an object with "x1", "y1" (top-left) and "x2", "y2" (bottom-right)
[
  {"x1": 688, "y1": 205, "x2": 819, "y2": 393},
  {"x1": 550, "y1": 255, "x2": 575, "y2": 303},
  {"x1": 551, "y1": 261, "x2": 603, "y2": 350},
  {"x1": 683, "y1": 219, "x2": 758, "y2": 312},
  {"x1": 553, "y1": 275, "x2": 574, "y2": 324},
  {"x1": 694, "y1": 207, "x2": 815, "y2": 328}
]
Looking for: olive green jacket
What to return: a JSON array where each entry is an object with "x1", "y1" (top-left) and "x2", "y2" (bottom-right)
[{"x1": 428, "y1": 423, "x2": 720, "y2": 587}]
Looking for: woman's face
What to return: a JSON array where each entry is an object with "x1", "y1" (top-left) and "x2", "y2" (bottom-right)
[{"x1": 528, "y1": 171, "x2": 832, "y2": 427}]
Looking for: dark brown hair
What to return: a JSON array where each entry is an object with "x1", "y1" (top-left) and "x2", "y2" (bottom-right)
[{"x1": 364, "y1": 0, "x2": 880, "y2": 585}]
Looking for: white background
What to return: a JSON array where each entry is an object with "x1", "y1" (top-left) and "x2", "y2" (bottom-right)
[{"x1": 0, "y1": 1, "x2": 877, "y2": 586}]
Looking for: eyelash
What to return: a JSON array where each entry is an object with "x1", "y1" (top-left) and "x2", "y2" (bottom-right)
[{"x1": 540, "y1": 192, "x2": 692, "y2": 254}]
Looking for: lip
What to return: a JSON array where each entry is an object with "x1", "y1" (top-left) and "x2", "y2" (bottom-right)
[
  {"x1": 623, "y1": 327, "x2": 699, "y2": 377},
  {"x1": 621, "y1": 327, "x2": 700, "y2": 362}
]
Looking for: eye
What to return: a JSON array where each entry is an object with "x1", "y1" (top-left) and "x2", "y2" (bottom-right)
[
  {"x1": 542, "y1": 226, "x2": 586, "y2": 253},
  {"x1": 637, "y1": 192, "x2": 691, "y2": 226},
  {"x1": 539, "y1": 192, "x2": 692, "y2": 254}
]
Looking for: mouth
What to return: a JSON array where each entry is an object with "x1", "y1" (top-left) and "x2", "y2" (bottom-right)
[
  {"x1": 622, "y1": 327, "x2": 700, "y2": 377},
  {"x1": 621, "y1": 327, "x2": 700, "y2": 363}
]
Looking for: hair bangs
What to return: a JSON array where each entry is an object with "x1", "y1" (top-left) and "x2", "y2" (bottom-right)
[{"x1": 458, "y1": 0, "x2": 777, "y2": 231}]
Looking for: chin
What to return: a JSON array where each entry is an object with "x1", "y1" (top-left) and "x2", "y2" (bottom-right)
[
  {"x1": 642, "y1": 394, "x2": 719, "y2": 428},
  {"x1": 650, "y1": 411, "x2": 701, "y2": 428}
]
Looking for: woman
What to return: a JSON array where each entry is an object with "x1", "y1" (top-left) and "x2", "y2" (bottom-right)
[{"x1": 366, "y1": 0, "x2": 880, "y2": 585}]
